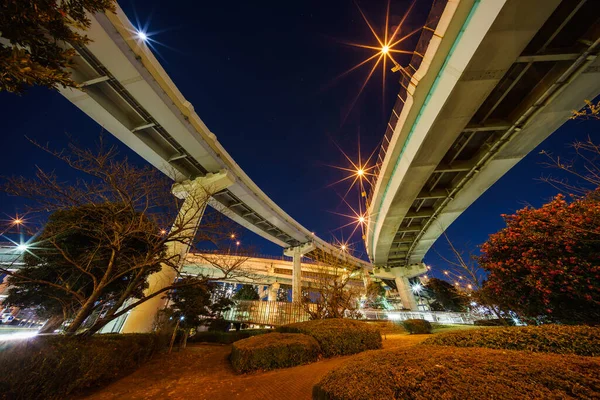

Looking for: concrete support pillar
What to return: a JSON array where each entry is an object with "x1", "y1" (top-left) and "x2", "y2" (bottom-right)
[
  {"x1": 257, "y1": 285, "x2": 268, "y2": 300},
  {"x1": 267, "y1": 282, "x2": 280, "y2": 302},
  {"x1": 291, "y1": 249, "x2": 302, "y2": 303},
  {"x1": 283, "y1": 242, "x2": 315, "y2": 303},
  {"x1": 395, "y1": 276, "x2": 418, "y2": 311},
  {"x1": 121, "y1": 170, "x2": 235, "y2": 333}
]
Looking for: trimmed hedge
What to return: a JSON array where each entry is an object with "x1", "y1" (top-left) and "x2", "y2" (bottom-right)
[
  {"x1": 188, "y1": 329, "x2": 270, "y2": 344},
  {"x1": 0, "y1": 334, "x2": 167, "y2": 400},
  {"x1": 474, "y1": 318, "x2": 514, "y2": 326},
  {"x1": 313, "y1": 345, "x2": 600, "y2": 400},
  {"x1": 402, "y1": 319, "x2": 432, "y2": 334},
  {"x1": 423, "y1": 325, "x2": 600, "y2": 356},
  {"x1": 230, "y1": 332, "x2": 321, "y2": 373},
  {"x1": 277, "y1": 319, "x2": 382, "y2": 358}
]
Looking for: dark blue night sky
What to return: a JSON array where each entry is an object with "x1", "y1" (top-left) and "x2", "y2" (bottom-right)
[{"x1": 0, "y1": 0, "x2": 597, "y2": 278}]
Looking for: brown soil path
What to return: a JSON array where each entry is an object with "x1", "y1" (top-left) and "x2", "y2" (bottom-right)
[{"x1": 81, "y1": 334, "x2": 428, "y2": 400}]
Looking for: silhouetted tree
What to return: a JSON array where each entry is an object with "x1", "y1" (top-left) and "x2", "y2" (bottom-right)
[
  {"x1": 166, "y1": 277, "x2": 233, "y2": 347},
  {"x1": 0, "y1": 137, "x2": 239, "y2": 335},
  {"x1": 364, "y1": 281, "x2": 387, "y2": 309},
  {"x1": 425, "y1": 278, "x2": 468, "y2": 312},
  {"x1": 233, "y1": 284, "x2": 259, "y2": 300},
  {"x1": 1, "y1": 0, "x2": 115, "y2": 92}
]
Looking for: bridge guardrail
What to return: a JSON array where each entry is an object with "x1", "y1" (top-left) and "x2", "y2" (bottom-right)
[
  {"x1": 368, "y1": 0, "x2": 449, "y2": 207},
  {"x1": 223, "y1": 300, "x2": 489, "y2": 326}
]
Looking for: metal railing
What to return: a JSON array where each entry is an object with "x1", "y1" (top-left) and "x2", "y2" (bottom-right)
[
  {"x1": 367, "y1": 0, "x2": 449, "y2": 208},
  {"x1": 360, "y1": 309, "x2": 486, "y2": 325},
  {"x1": 223, "y1": 300, "x2": 487, "y2": 326},
  {"x1": 223, "y1": 300, "x2": 312, "y2": 326}
]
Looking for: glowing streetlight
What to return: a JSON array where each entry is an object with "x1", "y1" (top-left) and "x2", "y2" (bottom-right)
[
  {"x1": 230, "y1": 234, "x2": 236, "y2": 239},
  {"x1": 358, "y1": 216, "x2": 365, "y2": 224},
  {"x1": 381, "y1": 45, "x2": 389, "y2": 55},
  {"x1": 16, "y1": 244, "x2": 28, "y2": 252},
  {"x1": 137, "y1": 31, "x2": 148, "y2": 41},
  {"x1": 13, "y1": 218, "x2": 22, "y2": 225},
  {"x1": 236, "y1": 241, "x2": 240, "y2": 246},
  {"x1": 341, "y1": 244, "x2": 347, "y2": 251},
  {"x1": 159, "y1": 229, "x2": 167, "y2": 235},
  {"x1": 411, "y1": 283, "x2": 423, "y2": 294}
]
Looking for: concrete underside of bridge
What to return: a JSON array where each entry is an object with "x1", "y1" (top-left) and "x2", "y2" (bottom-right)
[{"x1": 368, "y1": 0, "x2": 600, "y2": 267}]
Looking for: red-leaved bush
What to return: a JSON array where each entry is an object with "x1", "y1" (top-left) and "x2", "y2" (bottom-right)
[{"x1": 479, "y1": 190, "x2": 600, "y2": 324}]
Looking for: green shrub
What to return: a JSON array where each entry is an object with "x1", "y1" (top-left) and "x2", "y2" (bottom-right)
[
  {"x1": 313, "y1": 345, "x2": 600, "y2": 400},
  {"x1": 422, "y1": 325, "x2": 600, "y2": 356},
  {"x1": 277, "y1": 319, "x2": 381, "y2": 357},
  {"x1": 230, "y1": 332, "x2": 321, "y2": 373},
  {"x1": 0, "y1": 333, "x2": 167, "y2": 400},
  {"x1": 402, "y1": 319, "x2": 432, "y2": 334},
  {"x1": 188, "y1": 329, "x2": 270, "y2": 344}
]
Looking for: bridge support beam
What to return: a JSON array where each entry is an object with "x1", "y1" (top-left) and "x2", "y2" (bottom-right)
[
  {"x1": 120, "y1": 170, "x2": 235, "y2": 333},
  {"x1": 268, "y1": 283, "x2": 280, "y2": 302},
  {"x1": 284, "y1": 242, "x2": 315, "y2": 303},
  {"x1": 372, "y1": 263, "x2": 427, "y2": 311},
  {"x1": 395, "y1": 276, "x2": 418, "y2": 311}
]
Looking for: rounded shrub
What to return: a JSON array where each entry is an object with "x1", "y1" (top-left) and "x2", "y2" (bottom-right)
[
  {"x1": 422, "y1": 325, "x2": 600, "y2": 356},
  {"x1": 230, "y1": 332, "x2": 321, "y2": 373},
  {"x1": 277, "y1": 319, "x2": 382, "y2": 357},
  {"x1": 0, "y1": 334, "x2": 167, "y2": 400},
  {"x1": 313, "y1": 345, "x2": 600, "y2": 400},
  {"x1": 402, "y1": 319, "x2": 432, "y2": 334}
]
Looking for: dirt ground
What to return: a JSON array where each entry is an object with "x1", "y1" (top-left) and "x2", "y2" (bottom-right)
[{"x1": 80, "y1": 334, "x2": 428, "y2": 400}]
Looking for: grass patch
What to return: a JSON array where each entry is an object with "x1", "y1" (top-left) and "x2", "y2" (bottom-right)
[
  {"x1": 277, "y1": 319, "x2": 381, "y2": 357},
  {"x1": 313, "y1": 345, "x2": 600, "y2": 399},
  {"x1": 230, "y1": 332, "x2": 320, "y2": 373},
  {"x1": 188, "y1": 329, "x2": 270, "y2": 344},
  {"x1": 423, "y1": 325, "x2": 600, "y2": 356},
  {"x1": 0, "y1": 334, "x2": 167, "y2": 400}
]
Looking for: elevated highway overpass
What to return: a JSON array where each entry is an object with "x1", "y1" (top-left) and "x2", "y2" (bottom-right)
[
  {"x1": 367, "y1": 0, "x2": 600, "y2": 268},
  {"x1": 57, "y1": 4, "x2": 371, "y2": 271},
  {"x1": 47, "y1": 3, "x2": 379, "y2": 329}
]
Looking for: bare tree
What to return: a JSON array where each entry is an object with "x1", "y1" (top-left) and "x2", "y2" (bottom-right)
[
  {"x1": 434, "y1": 232, "x2": 505, "y2": 321},
  {"x1": 571, "y1": 99, "x2": 600, "y2": 120},
  {"x1": 190, "y1": 250, "x2": 259, "y2": 283},
  {"x1": 0, "y1": 136, "x2": 239, "y2": 335},
  {"x1": 301, "y1": 249, "x2": 363, "y2": 319}
]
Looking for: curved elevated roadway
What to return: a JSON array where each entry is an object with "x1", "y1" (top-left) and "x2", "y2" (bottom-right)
[
  {"x1": 56, "y1": 5, "x2": 371, "y2": 273},
  {"x1": 367, "y1": 0, "x2": 600, "y2": 267}
]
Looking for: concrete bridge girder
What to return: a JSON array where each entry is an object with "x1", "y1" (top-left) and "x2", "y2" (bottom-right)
[{"x1": 368, "y1": 0, "x2": 600, "y2": 269}]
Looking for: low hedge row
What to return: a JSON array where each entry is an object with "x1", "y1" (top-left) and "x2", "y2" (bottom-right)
[
  {"x1": 188, "y1": 329, "x2": 270, "y2": 344},
  {"x1": 313, "y1": 345, "x2": 600, "y2": 400},
  {"x1": 0, "y1": 333, "x2": 167, "y2": 400},
  {"x1": 423, "y1": 325, "x2": 600, "y2": 356},
  {"x1": 402, "y1": 319, "x2": 432, "y2": 334},
  {"x1": 277, "y1": 319, "x2": 382, "y2": 357},
  {"x1": 230, "y1": 332, "x2": 321, "y2": 373}
]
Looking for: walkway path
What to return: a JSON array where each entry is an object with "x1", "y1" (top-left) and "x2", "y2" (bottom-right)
[{"x1": 81, "y1": 334, "x2": 428, "y2": 400}]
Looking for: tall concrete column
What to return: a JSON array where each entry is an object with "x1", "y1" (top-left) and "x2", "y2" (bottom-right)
[
  {"x1": 283, "y1": 242, "x2": 315, "y2": 303},
  {"x1": 267, "y1": 282, "x2": 280, "y2": 302},
  {"x1": 395, "y1": 276, "x2": 418, "y2": 311},
  {"x1": 121, "y1": 170, "x2": 235, "y2": 333},
  {"x1": 291, "y1": 249, "x2": 302, "y2": 303}
]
